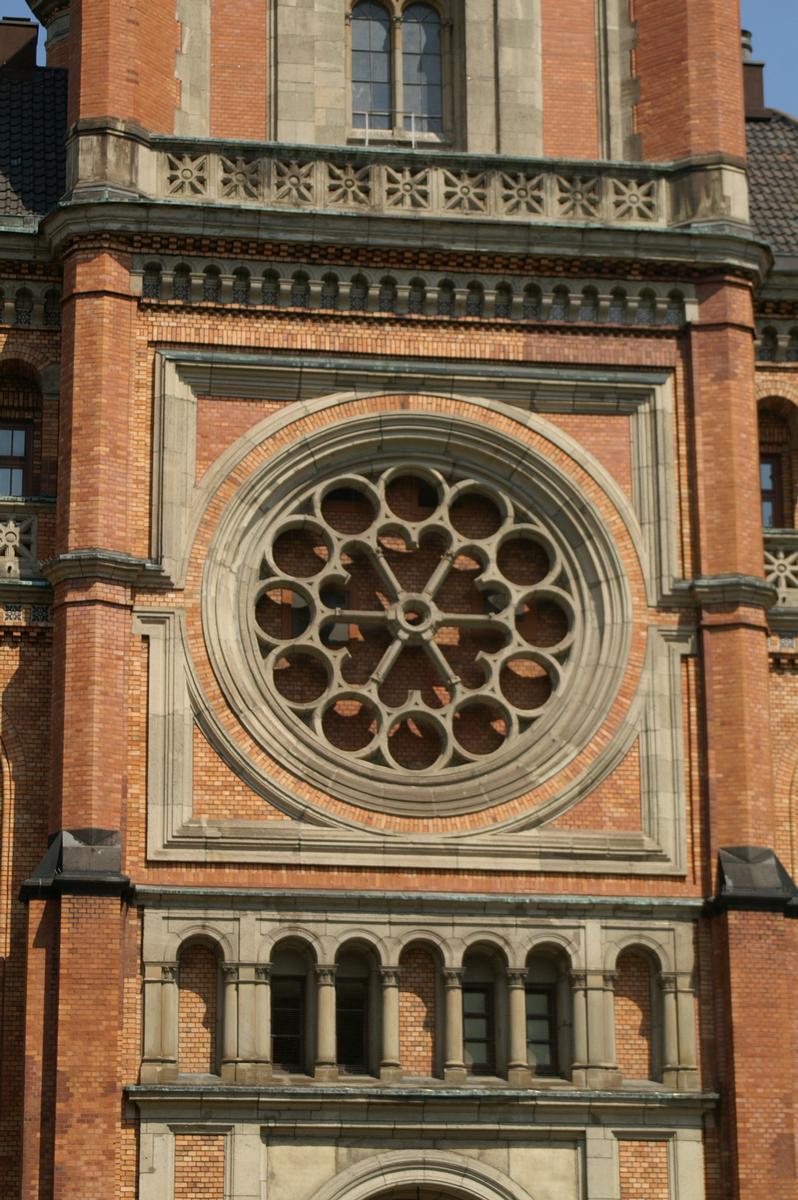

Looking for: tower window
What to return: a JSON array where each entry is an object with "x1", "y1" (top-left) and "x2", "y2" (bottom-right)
[
  {"x1": 402, "y1": 4, "x2": 443, "y2": 134},
  {"x1": 0, "y1": 426, "x2": 30, "y2": 496},
  {"x1": 761, "y1": 454, "x2": 783, "y2": 529},
  {"x1": 352, "y1": 2, "x2": 393, "y2": 131}
]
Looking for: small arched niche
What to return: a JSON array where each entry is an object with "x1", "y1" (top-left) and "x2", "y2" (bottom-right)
[
  {"x1": 270, "y1": 936, "x2": 317, "y2": 1077},
  {"x1": 177, "y1": 937, "x2": 222, "y2": 1076},
  {"x1": 398, "y1": 940, "x2": 444, "y2": 1079},
  {"x1": 614, "y1": 947, "x2": 662, "y2": 1083}
]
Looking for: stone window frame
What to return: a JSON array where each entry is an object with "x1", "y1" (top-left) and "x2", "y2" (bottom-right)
[{"x1": 345, "y1": 0, "x2": 458, "y2": 148}]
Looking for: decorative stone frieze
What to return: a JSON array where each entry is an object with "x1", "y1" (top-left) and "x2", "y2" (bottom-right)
[{"x1": 132, "y1": 255, "x2": 694, "y2": 327}]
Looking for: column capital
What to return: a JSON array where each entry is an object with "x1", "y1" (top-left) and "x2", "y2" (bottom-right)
[
  {"x1": 222, "y1": 964, "x2": 239, "y2": 983},
  {"x1": 161, "y1": 963, "x2": 177, "y2": 983},
  {"x1": 255, "y1": 964, "x2": 272, "y2": 982},
  {"x1": 380, "y1": 966, "x2": 401, "y2": 987},
  {"x1": 443, "y1": 967, "x2": 463, "y2": 989},
  {"x1": 315, "y1": 963, "x2": 337, "y2": 986},
  {"x1": 570, "y1": 970, "x2": 588, "y2": 989},
  {"x1": 603, "y1": 970, "x2": 618, "y2": 990},
  {"x1": 506, "y1": 968, "x2": 527, "y2": 989},
  {"x1": 658, "y1": 971, "x2": 679, "y2": 994}
]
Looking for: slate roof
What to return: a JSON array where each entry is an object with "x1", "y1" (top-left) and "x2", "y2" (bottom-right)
[
  {"x1": 0, "y1": 67, "x2": 66, "y2": 224},
  {"x1": 747, "y1": 110, "x2": 798, "y2": 259}
]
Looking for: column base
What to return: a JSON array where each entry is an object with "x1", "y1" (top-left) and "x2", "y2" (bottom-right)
[
  {"x1": 443, "y1": 1066, "x2": 467, "y2": 1084},
  {"x1": 572, "y1": 1067, "x2": 623, "y2": 1089},
  {"x1": 235, "y1": 1062, "x2": 274, "y2": 1084},
  {"x1": 662, "y1": 1067, "x2": 700, "y2": 1091},
  {"x1": 507, "y1": 1065, "x2": 533, "y2": 1088},
  {"x1": 314, "y1": 1064, "x2": 339, "y2": 1082},
  {"x1": 379, "y1": 1064, "x2": 404, "y2": 1083},
  {"x1": 140, "y1": 1061, "x2": 178, "y2": 1084}
]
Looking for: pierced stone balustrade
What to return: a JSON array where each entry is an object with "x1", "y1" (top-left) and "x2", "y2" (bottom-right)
[{"x1": 765, "y1": 531, "x2": 798, "y2": 608}]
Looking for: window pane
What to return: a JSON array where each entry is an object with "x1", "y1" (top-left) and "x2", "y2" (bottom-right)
[
  {"x1": 0, "y1": 430, "x2": 12, "y2": 456},
  {"x1": 762, "y1": 499, "x2": 775, "y2": 528},
  {"x1": 526, "y1": 992, "x2": 548, "y2": 1016},
  {"x1": 526, "y1": 1018, "x2": 551, "y2": 1041},
  {"x1": 466, "y1": 1042, "x2": 488, "y2": 1065},
  {"x1": 531, "y1": 1043, "x2": 552, "y2": 1067},
  {"x1": 761, "y1": 461, "x2": 774, "y2": 489},
  {"x1": 463, "y1": 990, "x2": 487, "y2": 1015},
  {"x1": 11, "y1": 429, "x2": 25, "y2": 457},
  {"x1": 352, "y1": 51, "x2": 373, "y2": 81},
  {"x1": 464, "y1": 1016, "x2": 488, "y2": 1039},
  {"x1": 10, "y1": 469, "x2": 22, "y2": 495},
  {"x1": 0, "y1": 468, "x2": 9, "y2": 495}
]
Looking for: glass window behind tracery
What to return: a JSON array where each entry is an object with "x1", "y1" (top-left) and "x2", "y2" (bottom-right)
[
  {"x1": 402, "y1": 3, "x2": 442, "y2": 133},
  {"x1": 352, "y1": 1, "x2": 392, "y2": 130}
]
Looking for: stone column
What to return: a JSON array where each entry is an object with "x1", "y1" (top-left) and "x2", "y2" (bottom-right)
[
  {"x1": 314, "y1": 964, "x2": 338, "y2": 1082},
  {"x1": 443, "y1": 968, "x2": 466, "y2": 1083},
  {"x1": 253, "y1": 965, "x2": 273, "y2": 1083},
  {"x1": 570, "y1": 972, "x2": 589, "y2": 1087},
  {"x1": 660, "y1": 971, "x2": 680, "y2": 1087},
  {"x1": 507, "y1": 969, "x2": 532, "y2": 1087},
  {"x1": 379, "y1": 967, "x2": 403, "y2": 1082},
  {"x1": 235, "y1": 964, "x2": 272, "y2": 1084},
  {"x1": 602, "y1": 970, "x2": 618, "y2": 1083},
  {"x1": 661, "y1": 971, "x2": 699, "y2": 1091},
  {"x1": 220, "y1": 964, "x2": 239, "y2": 1081},
  {"x1": 159, "y1": 963, "x2": 179, "y2": 1080}
]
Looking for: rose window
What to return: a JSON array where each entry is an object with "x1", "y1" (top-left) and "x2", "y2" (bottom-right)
[{"x1": 253, "y1": 469, "x2": 577, "y2": 775}]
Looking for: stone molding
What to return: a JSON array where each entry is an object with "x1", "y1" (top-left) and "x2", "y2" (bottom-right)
[
  {"x1": 307, "y1": 1149, "x2": 537, "y2": 1200},
  {"x1": 136, "y1": 352, "x2": 691, "y2": 871},
  {"x1": 204, "y1": 416, "x2": 626, "y2": 817}
]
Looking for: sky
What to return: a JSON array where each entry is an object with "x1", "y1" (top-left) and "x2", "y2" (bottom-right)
[{"x1": 0, "y1": 0, "x2": 797, "y2": 114}]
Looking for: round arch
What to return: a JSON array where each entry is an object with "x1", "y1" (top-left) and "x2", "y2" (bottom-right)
[{"x1": 310, "y1": 1150, "x2": 537, "y2": 1200}]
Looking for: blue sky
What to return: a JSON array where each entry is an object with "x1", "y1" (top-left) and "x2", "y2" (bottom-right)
[{"x1": 1, "y1": 0, "x2": 797, "y2": 114}]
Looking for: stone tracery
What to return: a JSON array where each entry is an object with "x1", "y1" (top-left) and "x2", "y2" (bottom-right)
[{"x1": 254, "y1": 469, "x2": 576, "y2": 773}]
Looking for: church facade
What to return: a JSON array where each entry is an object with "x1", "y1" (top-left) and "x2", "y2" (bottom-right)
[{"x1": 0, "y1": 3, "x2": 796, "y2": 1198}]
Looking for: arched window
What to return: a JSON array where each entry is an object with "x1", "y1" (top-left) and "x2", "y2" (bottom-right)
[
  {"x1": 402, "y1": 3, "x2": 443, "y2": 134},
  {"x1": 271, "y1": 941, "x2": 315, "y2": 1075},
  {"x1": 352, "y1": 2, "x2": 392, "y2": 131}
]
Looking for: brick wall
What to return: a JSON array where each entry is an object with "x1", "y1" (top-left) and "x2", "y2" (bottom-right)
[
  {"x1": 210, "y1": 0, "x2": 268, "y2": 140},
  {"x1": 541, "y1": 0, "x2": 599, "y2": 158},
  {"x1": 178, "y1": 943, "x2": 219, "y2": 1075},
  {"x1": 399, "y1": 946, "x2": 437, "y2": 1077},
  {"x1": 174, "y1": 1133, "x2": 226, "y2": 1200},
  {"x1": 615, "y1": 951, "x2": 653, "y2": 1080},
  {"x1": 619, "y1": 1139, "x2": 670, "y2": 1199}
]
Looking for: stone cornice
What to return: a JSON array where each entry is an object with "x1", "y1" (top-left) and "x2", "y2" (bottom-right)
[
  {"x1": 43, "y1": 548, "x2": 168, "y2": 587},
  {"x1": 670, "y1": 573, "x2": 777, "y2": 610},
  {"x1": 130, "y1": 883, "x2": 704, "y2": 918},
  {"x1": 40, "y1": 197, "x2": 771, "y2": 281}
]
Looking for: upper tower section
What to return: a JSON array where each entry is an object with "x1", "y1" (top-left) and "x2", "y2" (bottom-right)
[
  {"x1": 27, "y1": 0, "x2": 754, "y2": 254},
  {"x1": 30, "y1": 0, "x2": 747, "y2": 161}
]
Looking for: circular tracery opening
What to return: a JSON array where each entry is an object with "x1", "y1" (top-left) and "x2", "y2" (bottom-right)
[{"x1": 252, "y1": 468, "x2": 578, "y2": 775}]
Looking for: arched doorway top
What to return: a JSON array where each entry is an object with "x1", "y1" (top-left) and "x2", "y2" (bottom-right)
[{"x1": 311, "y1": 1149, "x2": 538, "y2": 1200}]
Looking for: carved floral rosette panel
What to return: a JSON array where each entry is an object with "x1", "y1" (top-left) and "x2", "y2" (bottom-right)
[{"x1": 202, "y1": 408, "x2": 633, "y2": 819}]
